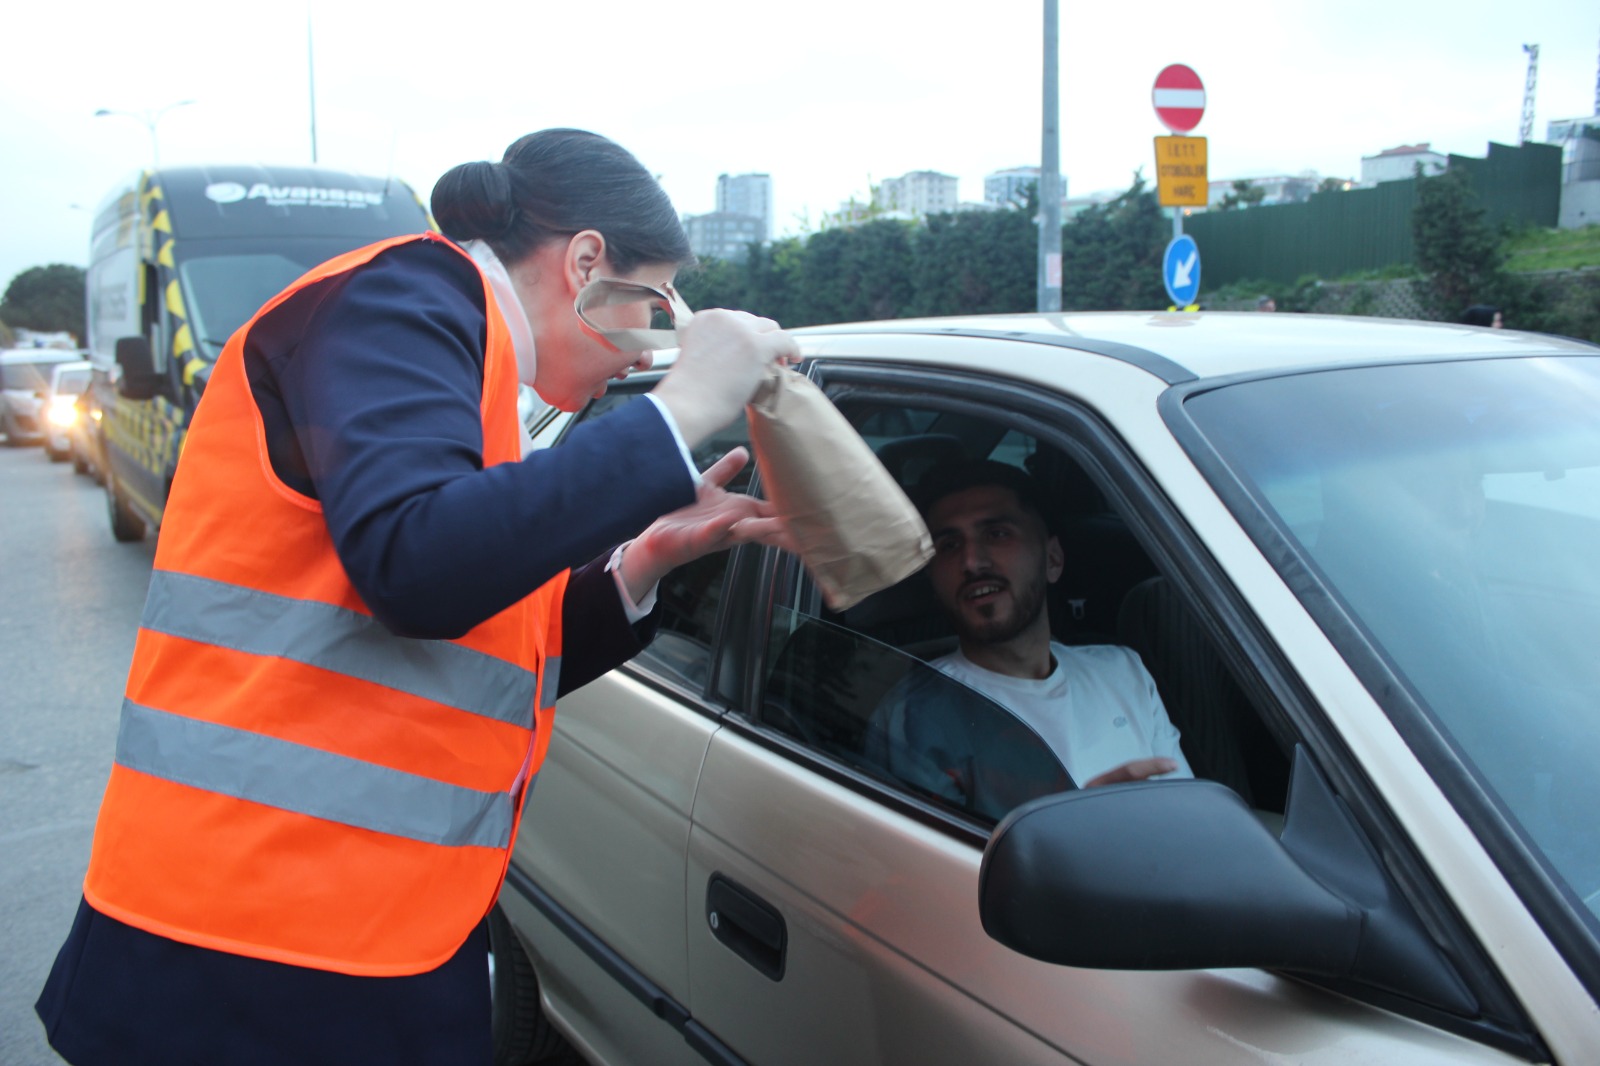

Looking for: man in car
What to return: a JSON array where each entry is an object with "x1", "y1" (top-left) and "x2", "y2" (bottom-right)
[{"x1": 869, "y1": 460, "x2": 1191, "y2": 818}]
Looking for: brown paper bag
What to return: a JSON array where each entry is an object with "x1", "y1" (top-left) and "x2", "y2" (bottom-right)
[
  {"x1": 746, "y1": 365, "x2": 933, "y2": 611},
  {"x1": 572, "y1": 278, "x2": 931, "y2": 608}
]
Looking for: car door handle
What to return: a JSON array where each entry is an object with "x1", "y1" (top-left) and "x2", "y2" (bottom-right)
[{"x1": 706, "y1": 874, "x2": 787, "y2": 981}]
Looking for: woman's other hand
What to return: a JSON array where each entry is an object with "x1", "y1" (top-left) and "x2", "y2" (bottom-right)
[
  {"x1": 650, "y1": 310, "x2": 799, "y2": 449},
  {"x1": 617, "y1": 447, "x2": 792, "y2": 603}
]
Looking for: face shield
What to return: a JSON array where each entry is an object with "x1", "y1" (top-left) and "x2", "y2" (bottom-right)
[{"x1": 574, "y1": 277, "x2": 695, "y2": 353}]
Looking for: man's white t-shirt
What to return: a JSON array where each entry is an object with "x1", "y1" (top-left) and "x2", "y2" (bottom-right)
[{"x1": 929, "y1": 642, "x2": 1193, "y2": 787}]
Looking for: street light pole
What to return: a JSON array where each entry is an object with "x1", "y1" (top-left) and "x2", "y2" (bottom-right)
[
  {"x1": 93, "y1": 100, "x2": 195, "y2": 168},
  {"x1": 307, "y1": 10, "x2": 319, "y2": 164}
]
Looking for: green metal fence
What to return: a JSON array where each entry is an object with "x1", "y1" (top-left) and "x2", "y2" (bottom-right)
[{"x1": 1188, "y1": 141, "x2": 1562, "y2": 286}]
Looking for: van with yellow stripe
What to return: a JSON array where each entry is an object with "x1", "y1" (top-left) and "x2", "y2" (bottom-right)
[{"x1": 86, "y1": 165, "x2": 434, "y2": 541}]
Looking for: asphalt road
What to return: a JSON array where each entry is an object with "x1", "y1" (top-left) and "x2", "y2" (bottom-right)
[{"x1": 1, "y1": 444, "x2": 155, "y2": 1065}]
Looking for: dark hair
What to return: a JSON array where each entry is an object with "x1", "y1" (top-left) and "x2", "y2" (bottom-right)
[
  {"x1": 431, "y1": 128, "x2": 691, "y2": 273},
  {"x1": 1461, "y1": 304, "x2": 1500, "y2": 327},
  {"x1": 913, "y1": 460, "x2": 1052, "y2": 531}
]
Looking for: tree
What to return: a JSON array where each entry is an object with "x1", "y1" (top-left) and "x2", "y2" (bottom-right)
[
  {"x1": 1410, "y1": 164, "x2": 1506, "y2": 319},
  {"x1": 790, "y1": 219, "x2": 915, "y2": 325},
  {"x1": 0, "y1": 264, "x2": 87, "y2": 342},
  {"x1": 1215, "y1": 179, "x2": 1266, "y2": 212},
  {"x1": 739, "y1": 236, "x2": 806, "y2": 324},
  {"x1": 676, "y1": 255, "x2": 746, "y2": 314},
  {"x1": 907, "y1": 205, "x2": 1034, "y2": 316},
  {"x1": 1061, "y1": 176, "x2": 1169, "y2": 311},
  {"x1": 1316, "y1": 177, "x2": 1350, "y2": 195}
]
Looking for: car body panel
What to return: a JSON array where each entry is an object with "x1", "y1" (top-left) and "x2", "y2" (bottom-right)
[
  {"x1": 682, "y1": 705, "x2": 1521, "y2": 1065},
  {"x1": 799, "y1": 311, "x2": 1595, "y2": 380},
  {"x1": 496, "y1": 891, "x2": 708, "y2": 1066},
  {"x1": 512, "y1": 669, "x2": 718, "y2": 1043},
  {"x1": 42, "y1": 360, "x2": 93, "y2": 457},
  {"x1": 1, "y1": 349, "x2": 83, "y2": 444}
]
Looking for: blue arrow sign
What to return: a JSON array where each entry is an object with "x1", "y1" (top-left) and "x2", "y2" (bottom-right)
[{"x1": 1163, "y1": 235, "x2": 1201, "y2": 307}]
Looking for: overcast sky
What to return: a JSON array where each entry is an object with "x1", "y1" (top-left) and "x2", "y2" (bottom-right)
[{"x1": 2, "y1": 0, "x2": 1596, "y2": 289}]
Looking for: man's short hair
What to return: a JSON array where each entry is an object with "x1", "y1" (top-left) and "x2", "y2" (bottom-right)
[{"x1": 912, "y1": 459, "x2": 1051, "y2": 530}]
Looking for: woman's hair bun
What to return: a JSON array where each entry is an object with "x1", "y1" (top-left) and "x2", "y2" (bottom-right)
[
  {"x1": 430, "y1": 129, "x2": 690, "y2": 270},
  {"x1": 431, "y1": 160, "x2": 518, "y2": 241}
]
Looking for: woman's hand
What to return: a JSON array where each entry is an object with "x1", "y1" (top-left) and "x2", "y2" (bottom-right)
[
  {"x1": 617, "y1": 447, "x2": 792, "y2": 603},
  {"x1": 650, "y1": 310, "x2": 799, "y2": 450}
]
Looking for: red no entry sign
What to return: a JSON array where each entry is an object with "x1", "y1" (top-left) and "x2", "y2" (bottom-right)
[{"x1": 1152, "y1": 64, "x2": 1205, "y2": 133}]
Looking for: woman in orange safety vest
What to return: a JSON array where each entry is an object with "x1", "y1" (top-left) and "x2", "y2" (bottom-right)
[{"x1": 37, "y1": 128, "x2": 799, "y2": 1066}]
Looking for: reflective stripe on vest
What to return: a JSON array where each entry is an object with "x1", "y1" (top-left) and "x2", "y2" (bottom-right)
[
  {"x1": 116, "y1": 700, "x2": 516, "y2": 848},
  {"x1": 140, "y1": 570, "x2": 560, "y2": 722}
]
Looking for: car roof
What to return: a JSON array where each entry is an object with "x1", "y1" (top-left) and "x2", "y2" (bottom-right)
[
  {"x1": 0, "y1": 349, "x2": 84, "y2": 364},
  {"x1": 794, "y1": 311, "x2": 1599, "y2": 384}
]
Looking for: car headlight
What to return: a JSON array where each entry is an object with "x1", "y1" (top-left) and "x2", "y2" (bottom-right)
[{"x1": 47, "y1": 397, "x2": 80, "y2": 427}]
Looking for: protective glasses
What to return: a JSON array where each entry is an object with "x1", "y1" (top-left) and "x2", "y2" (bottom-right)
[{"x1": 574, "y1": 277, "x2": 695, "y2": 353}]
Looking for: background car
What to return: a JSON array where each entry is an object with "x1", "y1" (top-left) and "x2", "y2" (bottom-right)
[
  {"x1": 491, "y1": 313, "x2": 1599, "y2": 1066},
  {"x1": 0, "y1": 349, "x2": 84, "y2": 447},
  {"x1": 67, "y1": 386, "x2": 108, "y2": 480},
  {"x1": 41, "y1": 359, "x2": 93, "y2": 462}
]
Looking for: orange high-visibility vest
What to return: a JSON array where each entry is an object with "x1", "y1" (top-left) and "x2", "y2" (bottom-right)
[{"x1": 83, "y1": 233, "x2": 567, "y2": 977}]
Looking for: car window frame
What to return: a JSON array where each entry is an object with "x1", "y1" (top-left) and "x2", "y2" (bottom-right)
[
  {"x1": 709, "y1": 357, "x2": 1541, "y2": 1056},
  {"x1": 548, "y1": 372, "x2": 766, "y2": 720}
]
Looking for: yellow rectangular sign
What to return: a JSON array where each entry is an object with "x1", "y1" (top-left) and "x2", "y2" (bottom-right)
[{"x1": 1154, "y1": 136, "x2": 1208, "y2": 207}]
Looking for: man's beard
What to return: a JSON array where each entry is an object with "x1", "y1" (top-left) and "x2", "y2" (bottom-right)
[{"x1": 954, "y1": 573, "x2": 1048, "y2": 646}]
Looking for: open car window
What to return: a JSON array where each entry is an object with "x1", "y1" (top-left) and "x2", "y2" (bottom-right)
[
  {"x1": 761, "y1": 606, "x2": 1072, "y2": 824},
  {"x1": 751, "y1": 388, "x2": 1288, "y2": 823},
  {"x1": 560, "y1": 387, "x2": 752, "y2": 691}
]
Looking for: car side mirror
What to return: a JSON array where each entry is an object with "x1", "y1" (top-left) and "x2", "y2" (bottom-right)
[
  {"x1": 114, "y1": 336, "x2": 163, "y2": 400},
  {"x1": 978, "y1": 748, "x2": 1477, "y2": 1014}
]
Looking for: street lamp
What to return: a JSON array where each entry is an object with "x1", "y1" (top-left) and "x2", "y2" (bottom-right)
[{"x1": 93, "y1": 100, "x2": 195, "y2": 168}]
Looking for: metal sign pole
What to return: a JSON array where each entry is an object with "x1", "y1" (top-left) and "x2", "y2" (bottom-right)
[{"x1": 1038, "y1": 0, "x2": 1062, "y2": 313}]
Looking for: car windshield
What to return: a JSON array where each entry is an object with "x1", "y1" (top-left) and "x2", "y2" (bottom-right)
[
  {"x1": 53, "y1": 368, "x2": 91, "y2": 395},
  {"x1": 1184, "y1": 356, "x2": 1600, "y2": 923},
  {"x1": 2, "y1": 359, "x2": 73, "y2": 391}
]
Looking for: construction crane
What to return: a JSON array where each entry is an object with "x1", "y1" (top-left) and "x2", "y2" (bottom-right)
[{"x1": 1520, "y1": 43, "x2": 1539, "y2": 144}]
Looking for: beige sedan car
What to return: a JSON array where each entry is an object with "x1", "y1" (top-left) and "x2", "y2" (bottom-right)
[{"x1": 491, "y1": 312, "x2": 1600, "y2": 1065}]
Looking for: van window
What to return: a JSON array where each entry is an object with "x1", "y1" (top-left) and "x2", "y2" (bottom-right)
[
  {"x1": 175, "y1": 237, "x2": 417, "y2": 360},
  {"x1": 178, "y1": 254, "x2": 314, "y2": 358}
]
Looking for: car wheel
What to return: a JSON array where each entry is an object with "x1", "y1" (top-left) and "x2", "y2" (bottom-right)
[
  {"x1": 47, "y1": 443, "x2": 68, "y2": 463},
  {"x1": 72, "y1": 451, "x2": 89, "y2": 475},
  {"x1": 486, "y1": 904, "x2": 572, "y2": 1066},
  {"x1": 2, "y1": 412, "x2": 22, "y2": 447},
  {"x1": 106, "y1": 472, "x2": 147, "y2": 542}
]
